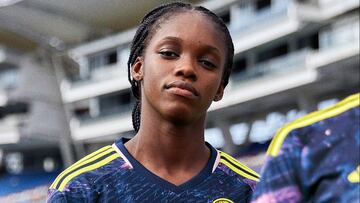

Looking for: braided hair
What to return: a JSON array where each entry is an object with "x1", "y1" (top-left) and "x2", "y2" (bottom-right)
[{"x1": 127, "y1": 2, "x2": 234, "y2": 132}]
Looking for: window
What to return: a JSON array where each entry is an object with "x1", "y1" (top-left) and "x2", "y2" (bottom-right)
[
  {"x1": 298, "y1": 32, "x2": 319, "y2": 50},
  {"x1": 0, "y1": 65, "x2": 18, "y2": 90},
  {"x1": 105, "y1": 51, "x2": 117, "y2": 65},
  {"x1": 5, "y1": 148, "x2": 62, "y2": 173},
  {"x1": 88, "y1": 49, "x2": 118, "y2": 71},
  {"x1": 249, "y1": 112, "x2": 286, "y2": 143},
  {"x1": 205, "y1": 128, "x2": 225, "y2": 149},
  {"x1": 257, "y1": 43, "x2": 288, "y2": 63},
  {"x1": 255, "y1": 0, "x2": 271, "y2": 11},
  {"x1": 317, "y1": 98, "x2": 339, "y2": 110},
  {"x1": 88, "y1": 55, "x2": 103, "y2": 71},
  {"x1": 74, "y1": 106, "x2": 90, "y2": 118},
  {"x1": 5, "y1": 153, "x2": 23, "y2": 174},
  {"x1": 98, "y1": 90, "x2": 132, "y2": 115},
  {"x1": 232, "y1": 57, "x2": 247, "y2": 74},
  {"x1": 230, "y1": 123, "x2": 249, "y2": 145}
]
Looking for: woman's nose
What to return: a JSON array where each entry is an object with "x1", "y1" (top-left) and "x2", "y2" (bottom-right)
[{"x1": 174, "y1": 58, "x2": 197, "y2": 81}]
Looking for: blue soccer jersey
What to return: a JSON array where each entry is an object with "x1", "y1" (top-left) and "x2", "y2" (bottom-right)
[
  {"x1": 252, "y1": 93, "x2": 360, "y2": 203},
  {"x1": 48, "y1": 138, "x2": 259, "y2": 202}
]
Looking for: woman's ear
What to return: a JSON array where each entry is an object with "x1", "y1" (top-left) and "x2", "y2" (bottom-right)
[
  {"x1": 131, "y1": 57, "x2": 144, "y2": 81},
  {"x1": 213, "y1": 82, "x2": 224, "y2": 102}
]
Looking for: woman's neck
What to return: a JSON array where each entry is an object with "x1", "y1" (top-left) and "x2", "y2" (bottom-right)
[
  {"x1": 124, "y1": 111, "x2": 210, "y2": 185},
  {"x1": 127, "y1": 120, "x2": 209, "y2": 165}
]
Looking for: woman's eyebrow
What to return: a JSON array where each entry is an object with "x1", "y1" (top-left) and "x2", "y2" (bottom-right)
[
  {"x1": 159, "y1": 36, "x2": 221, "y2": 55},
  {"x1": 160, "y1": 36, "x2": 183, "y2": 43},
  {"x1": 202, "y1": 45, "x2": 220, "y2": 55}
]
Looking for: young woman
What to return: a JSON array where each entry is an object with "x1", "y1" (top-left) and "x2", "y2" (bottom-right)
[{"x1": 48, "y1": 2, "x2": 259, "y2": 202}]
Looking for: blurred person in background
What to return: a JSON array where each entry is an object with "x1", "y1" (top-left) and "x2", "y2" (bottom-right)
[
  {"x1": 47, "y1": 2, "x2": 259, "y2": 202},
  {"x1": 251, "y1": 93, "x2": 360, "y2": 203}
]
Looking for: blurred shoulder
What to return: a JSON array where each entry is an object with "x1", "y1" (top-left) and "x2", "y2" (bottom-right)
[{"x1": 267, "y1": 93, "x2": 360, "y2": 157}]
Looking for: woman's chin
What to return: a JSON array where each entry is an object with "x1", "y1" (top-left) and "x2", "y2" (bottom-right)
[{"x1": 161, "y1": 106, "x2": 204, "y2": 126}]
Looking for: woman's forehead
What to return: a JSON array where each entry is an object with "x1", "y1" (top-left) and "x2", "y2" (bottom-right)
[
  {"x1": 153, "y1": 11, "x2": 220, "y2": 36},
  {"x1": 148, "y1": 11, "x2": 226, "y2": 51}
]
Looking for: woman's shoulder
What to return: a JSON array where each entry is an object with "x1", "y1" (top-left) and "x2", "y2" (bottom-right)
[
  {"x1": 216, "y1": 150, "x2": 260, "y2": 185},
  {"x1": 48, "y1": 145, "x2": 123, "y2": 193}
]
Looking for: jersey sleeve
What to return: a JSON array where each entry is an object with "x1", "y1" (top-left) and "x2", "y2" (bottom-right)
[
  {"x1": 47, "y1": 181, "x2": 98, "y2": 203},
  {"x1": 47, "y1": 189, "x2": 67, "y2": 203},
  {"x1": 251, "y1": 131, "x2": 305, "y2": 203},
  {"x1": 46, "y1": 145, "x2": 119, "y2": 202}
]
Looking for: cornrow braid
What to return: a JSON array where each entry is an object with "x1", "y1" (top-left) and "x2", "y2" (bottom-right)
[
  {"x1": 127, "y1": 2, "x2": 234, "y2": 133},
  {"x1": 131, "y1": 100, "x2": 141, "y2": 133}
]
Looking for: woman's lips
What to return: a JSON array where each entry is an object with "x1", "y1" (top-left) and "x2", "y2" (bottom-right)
[{"x1": 165, "y1": 81, "x2": 199, "y2": 99}]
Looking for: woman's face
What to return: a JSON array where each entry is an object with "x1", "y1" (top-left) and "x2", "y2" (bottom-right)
[{"x1": 133, "y1": 11, "x2": 226, "y2": 125}]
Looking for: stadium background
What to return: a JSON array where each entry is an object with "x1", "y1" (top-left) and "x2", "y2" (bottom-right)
[{"x1": 0, "y1": 0, "x2": 358, "y2": 202}]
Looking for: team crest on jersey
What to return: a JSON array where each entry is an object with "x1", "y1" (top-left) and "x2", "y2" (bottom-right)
[{"x1": 212, "y1": 198, "x2": 234, "y2": 203}]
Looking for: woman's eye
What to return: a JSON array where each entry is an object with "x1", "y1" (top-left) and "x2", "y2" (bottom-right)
[
  {"x1": 159, "y1": 51, "x2": 178, "y2": 58},
  {"x1": 199, "y1": 60, "x2": 216, "y2": 69}
]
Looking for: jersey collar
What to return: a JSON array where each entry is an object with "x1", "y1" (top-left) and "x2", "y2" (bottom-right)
[{"x1": 114, "y1": 137, "x2": 218, "y2": 193}]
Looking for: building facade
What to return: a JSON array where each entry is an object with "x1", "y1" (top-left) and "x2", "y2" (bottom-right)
[
  {"x1": 61, "y1": 0, "x2": 359, "y2": 168},
  {"x1": 0, "y1": 0, "x2": 359, "y2": 175}
]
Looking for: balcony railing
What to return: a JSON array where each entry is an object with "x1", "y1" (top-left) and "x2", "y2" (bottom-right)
[
  {"x1": 75, "y1": 102, "x2": 133, "y2": 126},
  {"x1": 319, "y1": 18, "x2": 359, "y2": 51},
  {"x1": 66, "y1": 46, "x2": 130, "y2": 89},
  {"x1": 229, "y1": 1, "x2": 290, "y2": 37},
  {"x1": 68, "y1": 63, "x2": 127, "y2": 88},
  {"x1": 317, "y1": 0, "x2": 358, "y2": 8},
  {"x1": 231, "y1": 49, "x2": 310, "y2": 84}
]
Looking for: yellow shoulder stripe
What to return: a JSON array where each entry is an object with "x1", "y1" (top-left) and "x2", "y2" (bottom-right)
[
  {"x1": 50, "y1": 145, "x2": 114, "y2": 189},
  {"x1": 213, "y1": 197, "x2": 234, "y2": 203},
  {"x1": 58, "y1": 153, "x2": 120, "y2": 191},
  {"x1": 347, "y1": 165, "x2": 360, "y2": 183},
  {"x1": 267, "y1": 93, "x2": 360, "y2": 157},
  {"x1": 219, "y1": 151, "x2": 260, "y2": 182}
]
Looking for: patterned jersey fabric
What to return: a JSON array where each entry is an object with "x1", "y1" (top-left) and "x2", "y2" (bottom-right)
[
  {"x1": 47, "y1": 138, "x2": 259, "y2": 203},
  {"x1": 252, "y1": 93, "x2": 360, "y2": 203}
]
